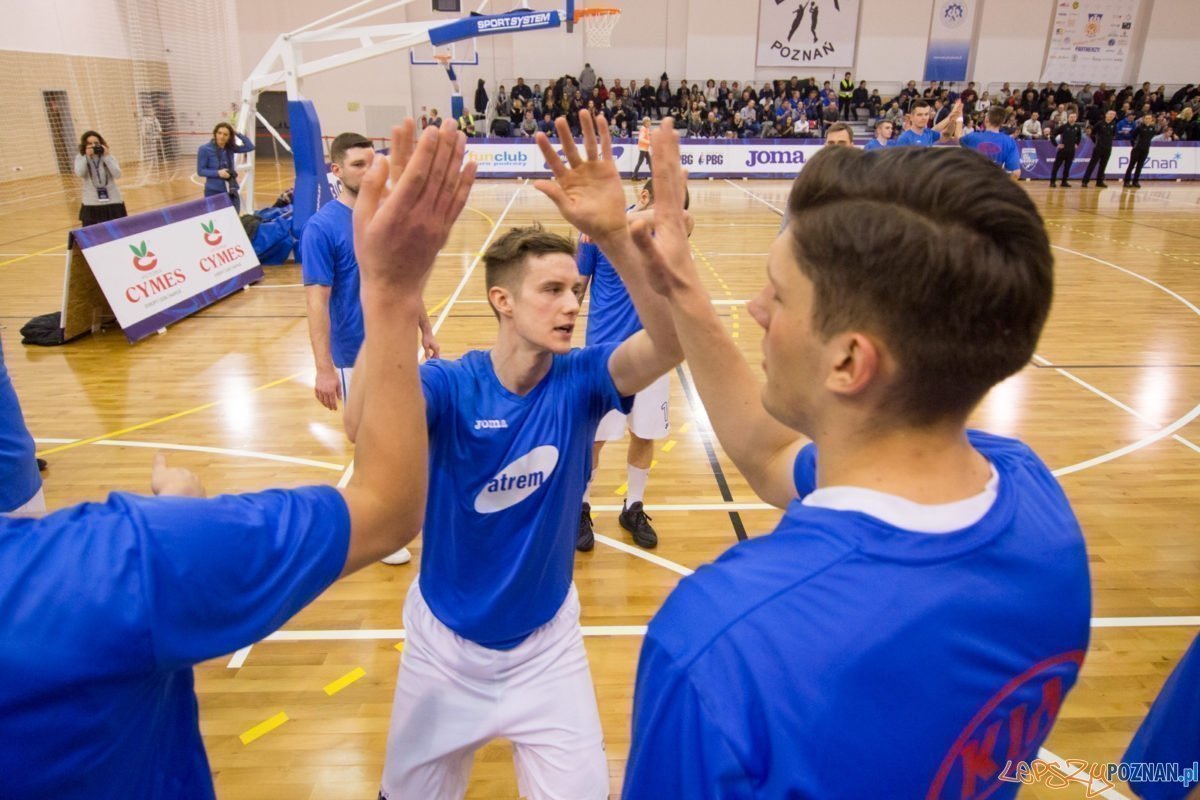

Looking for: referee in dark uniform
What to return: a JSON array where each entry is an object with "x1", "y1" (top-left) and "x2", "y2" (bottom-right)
[
  {"x1": 1082, "y1": 109, "x2": 1117, "y2": 188},
  {"x1": 1124, "y1": 114, "x2": 1158, "y2": 188},
  {"x1": 1050, "y1": 109, "x2": 1083, "y2": 187}
]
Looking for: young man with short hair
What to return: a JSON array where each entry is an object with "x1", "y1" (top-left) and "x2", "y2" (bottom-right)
[
  {"x1": 0, "y1": 119, "x2": 477, "y2": 799},
  {"x1": 303, "y1": 131, "x2": 439, "y2": 566},
  {"x1": 896, "y1": 98, "x2": 961, "y2": 146},
  {"x1": 622, "y1": 140, "x2": 1091, "y2": 798},
  {"x1": 863, "y1": 118, "x2": 894, "y2": 151},
  {"x1": 961, "y1": 106, "x2": 1021, "y2": 177},
  {"x1": 347, "y1": 112, "x2": 682, "y2": 800},
  {"x1": 823, "y1": 121, "x2": 854, "y2": 147}
]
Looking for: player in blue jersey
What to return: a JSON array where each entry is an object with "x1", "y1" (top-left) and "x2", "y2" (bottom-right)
[
  {"x1": 961, "y1": 106, "x2": 1022, "y2": 177},
  {"x1": 346, "y1": 111, "x2": 682, "y2": 800},
  {"x1": 303, "y1": 131, "x2": 439, "y2": 566},
  {"x1": 622, "y1": 142, "x2": 1091, "y2": 798},
  {"x1": 862, "y1": 118, "x2": 895, "y2": 151},
  {"x1": 896, "y1": 98, "x2": 962, "y2": 146},
  {"x1": 0, "y1": 332, "x2": 42, "y2": 514},
  {"x1": 576, "y1": 179, "x2": 693, "y2": 551},
  {"x1": 0, "y1": 119, "x2": 477, "y2": 799}
]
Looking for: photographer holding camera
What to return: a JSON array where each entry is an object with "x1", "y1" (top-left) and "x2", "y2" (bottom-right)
[
  {"x1": 74, "y1": 131, "x2": 128, "y2": 227},
  {"x1": 197, "y1": 121, "x2": 255, "y2": 212}
]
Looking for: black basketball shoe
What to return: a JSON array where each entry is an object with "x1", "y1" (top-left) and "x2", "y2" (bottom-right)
[
  {"x1": 619, "y1": 501, "x2": 658, "y2": 549},
  {"x1": 577, "y1": 503, "x2": 595, "y2": 552}
]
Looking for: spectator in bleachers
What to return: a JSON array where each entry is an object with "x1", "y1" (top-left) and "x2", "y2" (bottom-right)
[
  {"x1": 512, "y1": 77, "x2": 533, "y2": 105},
  {"x1": 1021, "y1": 111, "x2": 1043, "y2": 139},
  {"x1": 1115, "y1": 110, "x2": 1137, "y2": 141},
  {"x1": 1054, "y1": 82, "x2": 1074, "y2": 105},
  {"x1": 960, "y1": 81, "x2": 979, "y2": 110},
  {"x1": 637, "y1": 78, "x2": 655, "y2": 118},
  {"x1": 474, "y1": 79, "x2": 488, "y2": 116},
  {"x1": 884, "y1": 101, "x2": 904, "y2": 129},
  {"x1": 656, "y1": 78, "x2": 673, "y2": 119},
  {"x1": 579, "y1": 62, "x2": 596, "y2": 98},
  {"x1": 1180, "y1": 107, "x2": 1199, "y2": 141},
  {"x1": 538, "y1": 112, "x2": 555, "y2": 137},
  {"x1": 519, "y1": 110, "x2": 538, "y2": 138},
  {"x1": 495, "y1": 85, "x2": 510, "y2": 119},
  {"x1": 838, "y1": 72, "x2": 855, "y2": 120}
]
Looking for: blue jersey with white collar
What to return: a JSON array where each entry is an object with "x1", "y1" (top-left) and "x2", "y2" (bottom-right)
[
  {"x1": 419, "y1": 345, "x2": 632, "y2": 649},
  {"x1": 625, "y1": 430, "x2": 1090, "y2": 799},
  {"x1": 300, "y1": 200, "x2": 363, "y2": 368},
  {"x1": 897, "y1": 127, "x2": 942, "y2": 147}
]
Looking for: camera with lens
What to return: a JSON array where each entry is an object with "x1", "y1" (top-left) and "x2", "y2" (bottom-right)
[{"x1": 91, "y1": 144, "x2": 104, "y2": 156}]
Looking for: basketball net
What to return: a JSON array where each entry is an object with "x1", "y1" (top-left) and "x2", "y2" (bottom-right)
[{"x1": 575, "y1": 7, "x2": 621, "y2": 48}]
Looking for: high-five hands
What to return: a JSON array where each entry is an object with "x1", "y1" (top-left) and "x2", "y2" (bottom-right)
[{"x1": 534, "y1": 110, "x2": 633, "y2": 245}]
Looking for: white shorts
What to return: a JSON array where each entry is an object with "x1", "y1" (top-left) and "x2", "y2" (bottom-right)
[
  {"x1": 595, "y1": 372, "x2": 670, "y2": 442},
  {"x1": 9, "y1": 487, "x2": 45, "y2": 515},
  {"x1": 337, "y1": 366, "x2": 353, "y2": 401},
  {"x1": 381, "y1": 580, "x2": 608, "y2": 800}
]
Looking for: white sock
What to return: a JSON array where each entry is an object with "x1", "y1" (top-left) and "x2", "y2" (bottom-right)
[
  {"x1": 582, "y1": 479, "x2": 592, "y2": 505},
  {"x1": 626, "y1": 465, "x2": 650, "y2": 506}
]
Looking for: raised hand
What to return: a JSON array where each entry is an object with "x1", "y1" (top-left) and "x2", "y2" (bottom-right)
[
  {"x1": 627, "y1": 118, "x2": 704, "y2": 299},
  {"x1": 353, "y1": 119, "x2": 477, "y2": 294},
  {"x1": 533, "y1": 110, "x2": 631, "y2": 244}
]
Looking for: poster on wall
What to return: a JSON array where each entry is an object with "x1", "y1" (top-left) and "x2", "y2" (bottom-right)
[
  {"x1": 756, "y1": 0, "x2": 861, "y2": 69},
  {"x1": 923, "y1": 0, "x2": 979, "y2": 82},
  {"x1": 1041, "y1": 0, "x2": 1142, "y2": 85}
]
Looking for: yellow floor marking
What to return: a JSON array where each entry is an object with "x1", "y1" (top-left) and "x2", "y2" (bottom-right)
[
  {"x1": 0, "y1": 243, "x2": 64, "y2": 268},
  {"x1": 239, "y1": 712, "x2": 289, "y2": 745},
  {"x1": 678, "y1": 422, "x2": 691, "y2": 434},
  {"x1": 36, "y1": 372, "x2": 303, "y2": 458},
  {"x1": 661, "y1": 440, "x2": 677, "y2": 452},
  {"x1": 393, "y1": 642, "x2": 404, "y2": 652},
  {"x1": 323, "y1": 667, "x2": 366, "y2": 696}
]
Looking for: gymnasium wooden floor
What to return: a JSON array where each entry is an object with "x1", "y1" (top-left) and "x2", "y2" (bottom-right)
[{"x1": 2, "y1": 164, "x2": 1198, "y2": 799}]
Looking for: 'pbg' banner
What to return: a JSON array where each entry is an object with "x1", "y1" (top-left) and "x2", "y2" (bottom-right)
[{"x1": 756, "y1": 0, "x2": 861, "y2": 68}]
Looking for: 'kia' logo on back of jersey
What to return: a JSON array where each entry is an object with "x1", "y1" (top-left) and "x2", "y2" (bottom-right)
[{"x1": 474, "y1": 445, "x2": 559, "y2": 514}]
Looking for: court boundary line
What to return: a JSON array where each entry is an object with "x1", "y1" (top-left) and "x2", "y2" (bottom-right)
[{"x1": 725, "y1": 179, "x2": 1200, "y2": 473}]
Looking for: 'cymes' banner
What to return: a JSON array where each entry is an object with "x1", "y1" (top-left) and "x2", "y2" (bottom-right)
[{"x1": 757, "y1": 0, "x2": 861, "y2": 68}]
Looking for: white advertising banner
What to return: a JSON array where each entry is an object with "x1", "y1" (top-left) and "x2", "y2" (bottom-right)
[
  {"x1": 1041, "y1": 0, "x2": 1143, "y2": 85},
  {"x1": 73, "y1": 197, "x2": 261, "y2": 342},
  {"x1": 755, "y1": 0, "x2": 861, "y2": 68},
  {"x1": 924, "y1": 0, "x2": 978, "y2": 82},
  {"x1": 465, "y1": 140, "x2": 826, "y2": 178}
]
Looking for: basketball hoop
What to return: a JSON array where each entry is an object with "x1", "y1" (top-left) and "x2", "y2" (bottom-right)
[
  {"x1": 574, "y1": 7, "x2": 621, "y2": 48},
  {"x1": 432, "y1": 53, "x2": 454, "y2": 70}
]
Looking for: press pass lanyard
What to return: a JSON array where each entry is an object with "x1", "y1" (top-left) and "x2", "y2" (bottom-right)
[{"x1": 87, "y1": 156, "x2": 109, "y2": 188}]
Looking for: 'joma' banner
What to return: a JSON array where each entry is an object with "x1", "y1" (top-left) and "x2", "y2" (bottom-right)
[{"x1": 756, "y1": 0, "x2": 861, "y2": 68}]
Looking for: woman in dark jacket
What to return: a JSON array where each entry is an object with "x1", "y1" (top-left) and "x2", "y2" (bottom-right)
[{"x1": 196, "y1": 122, "x2": 254, "y2": 212}]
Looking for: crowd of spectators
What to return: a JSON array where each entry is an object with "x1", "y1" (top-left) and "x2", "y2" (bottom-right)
[{"x1": 438, "y1": 69, "x2": 1200, "y2": 145}]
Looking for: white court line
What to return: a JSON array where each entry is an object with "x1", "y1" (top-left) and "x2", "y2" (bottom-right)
[
  {"x1": 336, "y1": 181, "x2": 527, "y2": 491},
  {"x1": 593, "y1": 533, "x2": 694, "y2": 576},
  {"x1": 90, "y1": 438, "x2": 346, "y2": 471},
  {"x1": 729, "y1": 178, "x2": 1200, "y2": 474},
  {"x1": 1092, "y1": 616, "x2": 1200, "y2": 628},
  {"x1": 252, "y1": 283, "x2": 303, "y2": 289},
  {"x1": 32, "y1": 437, "x2": 76, "y2": 444},
  {"x1": 724, "y1": 179, "x2": 785, "y2": 214},
  {"x1": 0, "y1": 252, "x2": 66, "y2": 257},
  {"x1": 1037, "y1": 748, "x2": 1132, "y2": 800},
  {"x1": 226, "y1": 646, "x2": 252, "y2": 668}
]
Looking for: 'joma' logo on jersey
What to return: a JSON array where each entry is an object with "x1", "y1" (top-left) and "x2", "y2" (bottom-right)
[
  {"x1": 475, "y1": 419, "x2": 509, "y2": 430},
  {"x1": 474, "y1": 445, "x2": 559, "y2": 513}
]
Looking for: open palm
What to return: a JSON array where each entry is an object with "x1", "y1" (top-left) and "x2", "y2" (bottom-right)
[{"x1": 534, "y1": 111, "x2": 630, "y2": 242}]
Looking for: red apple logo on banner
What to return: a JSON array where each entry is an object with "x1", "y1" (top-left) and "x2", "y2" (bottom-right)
[
  {"x1": 201, "y1": 220, "x2": 223, "y2": 247},
  {"x1": 130, "y1": 241, "x2": 158, "y2": 272}
]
